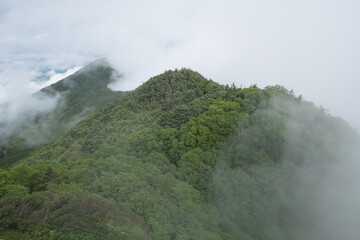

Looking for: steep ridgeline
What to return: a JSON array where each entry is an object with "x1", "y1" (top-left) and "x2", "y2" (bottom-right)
[
  {"x1": 0, "y1": 68, "x2": 359, "y2": 239},
  {"x1": 0, "y1": 59, "x2": 124, "y2": 168},
  {"x1": 33, "y1": 58, "x2": 124, "y2": 140}
]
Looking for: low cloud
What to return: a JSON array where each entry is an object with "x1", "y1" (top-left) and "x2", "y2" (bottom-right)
[
  {"x1": 38, "y1": 66, "x2": 82, "y2": 89},
  {"x1": 210, "y1": 95, "x2": 360, "y2": 239},
  {"x1": 0, "y1": 0, "x2": 359, "y2": 128},
  {"x1": 281, "y1": 98, "x2": 360, "y2": 240},
  {"x1": 0, "y1": 66, "x2": 79, "y2": 142}
]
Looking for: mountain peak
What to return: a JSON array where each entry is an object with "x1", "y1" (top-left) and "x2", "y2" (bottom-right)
[
  {"x1": 75, "y1": 58, "x2": 111, "y2": 75},
  {"x1": 2, "y1": 65, "x2": 359, "y2": 239},
  {"x1": 16, "y1": 59, "x2": 123, "y2": 146},
  {"x1": 41, "y1": 59, "x2": 118, "y2": 95},
  {"x1": 135, "y1": 68, "x2": 219, "y2": 106}
]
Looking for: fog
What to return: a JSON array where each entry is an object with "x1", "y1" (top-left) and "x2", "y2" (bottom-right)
[
  {"x1": 0, "y1": 69, "x2": 57, "y2": 141},
  {"x1": 0, "y1": 0, "x2": 359, "y2": 129},
  {"x1": 1, "y1": 2, "x2": 360, "y2": 238},
  {"x1": 210, "y1": 96, "x2": 360, "y2": 239},
  {"x1": 0, "y1": 66, "x2": 81, "y2": 142},
  {"x1": 280, "y1": 96, "x2": 360, "y2": 240},
  {"x1": 313, "y1": 149, "x2": 360, "y2": 240}
]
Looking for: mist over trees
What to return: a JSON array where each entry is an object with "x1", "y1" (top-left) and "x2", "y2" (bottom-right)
[{"x1": 0, "y1": 66, "x2": 359, "y2": 239}]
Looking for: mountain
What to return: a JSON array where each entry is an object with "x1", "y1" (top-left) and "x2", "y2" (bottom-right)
[
  {"x1": 30, "y1": 58, "x2": 124, "y2": 142},
  {"x1": 0, "y1": 59, "x2": 124, "y2": 168},
  {"x1": 0, "y1": 67, "x2": 359, "y2": 239}
]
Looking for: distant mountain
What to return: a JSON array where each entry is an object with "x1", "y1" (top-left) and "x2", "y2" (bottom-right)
[
  {"x1": 0, "y1": 68, "x2": 359, "y2": 239},
  {"x1": 0, "y1": 59, "x2": 124, "y2": 168},
  {"x1": 30, "y1": 58, "x2": 124, "y2": 143}
]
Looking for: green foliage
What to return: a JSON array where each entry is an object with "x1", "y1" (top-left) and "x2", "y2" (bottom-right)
[
  {"x1": 0, "y1": 140, "x2": 37, "y2": 169},
  {"x1": 1, "y1": 67, "x2": 358, "y2": 239},
  {"x1": 1, "y1": 59, "x2": 124, "y2": 169}
]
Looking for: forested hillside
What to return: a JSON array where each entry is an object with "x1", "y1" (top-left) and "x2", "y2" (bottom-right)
[
  {"x1": 0, "y1": 68, "x2": 358, "y2": 239},
  {"x1": 0, "y1": 59, "x2": 124, "y2": 169}
]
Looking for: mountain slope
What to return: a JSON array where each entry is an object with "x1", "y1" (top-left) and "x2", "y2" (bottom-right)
[
  {"x1": 29, "y1": 58, "x2": 124, "y2": 142},
  {"x1": 0, "y1": 59, "x2": 124, "y2": 168},
  {"x1": 0, "y1": 68, "x2": 359, "y2": 239}
]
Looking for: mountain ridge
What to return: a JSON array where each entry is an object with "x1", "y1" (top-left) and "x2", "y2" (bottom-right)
[
  {"x1": 0, "y1": 62, "x2": 359, "y2": 239},
  {"x1": 0, "y1": 59, "x2": 124, "y2": 168}
]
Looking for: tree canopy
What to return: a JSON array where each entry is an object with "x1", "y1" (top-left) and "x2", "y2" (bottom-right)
[{"x1": 0, "y1": 67, "x2": 358, "y2": 239}]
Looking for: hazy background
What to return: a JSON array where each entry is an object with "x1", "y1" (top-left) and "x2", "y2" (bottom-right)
[{"x1": 0, "y1": 0, "x2": 359, "y2": 129}]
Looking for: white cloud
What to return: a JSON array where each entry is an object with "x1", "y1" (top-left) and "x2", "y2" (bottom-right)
[
  {"x1": 38, "y1": 66, "x2": 83, "y2": 89},
  {"x1": 0, "y1": 0, "x2": 359, "y2": 128},
  {"x1": 0, "y1": 69, "x2": 60, "y2": 141}
]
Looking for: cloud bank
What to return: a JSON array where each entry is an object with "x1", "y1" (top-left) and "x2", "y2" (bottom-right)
[
  {"x1": 0, "y1": 64, "x2": 82, "y2": 141},
  {"x1": 0, "y1": 0, "x2": 359, "y2": 129},
  {"x1": 0, "y1": 69, "x2": 59, "y2": 141}
]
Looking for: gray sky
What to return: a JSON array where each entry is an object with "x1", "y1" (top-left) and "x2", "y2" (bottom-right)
[{"x1": 1, "y1": 0, "x2": 359, "y2": 129}]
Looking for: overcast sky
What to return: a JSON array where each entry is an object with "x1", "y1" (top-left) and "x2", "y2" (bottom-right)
[{"x1": 0, "y1": 0, "x2": 359, "y2": 129}]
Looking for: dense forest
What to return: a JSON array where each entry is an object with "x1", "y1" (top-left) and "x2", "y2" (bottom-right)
[{"x1": 0, "y1": 63, "x2": 359, "y2": 239}]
